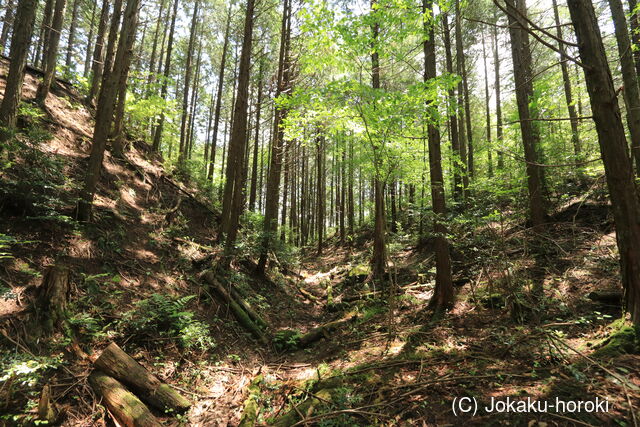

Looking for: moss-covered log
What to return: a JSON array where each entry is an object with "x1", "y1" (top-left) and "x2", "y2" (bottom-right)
[
  {"x1": 201, "y1": 270, "x2": 270, "y2": 345},
  {"x1": 89, "y1": 372, "x2": 162, "y2": 427},
  {"x1": 228, "y1": 284, "x2": 269, "y2": 330},
  {"x1": 238, "y1": 374, "x2": 263, "y2": 427},
  {"x1": 94, "y1": 342, "x2": 191, "y2": 413}
]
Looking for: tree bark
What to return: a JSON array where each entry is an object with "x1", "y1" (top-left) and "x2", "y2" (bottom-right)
[
  {"x1": 0, "y1": 0, "x2": 37, "y2": 129},
  {"x1": 249, "y1": 66, "x2": 263, "y2": 211},
  {"x1": 83, "y1": 0, "x2": 97, "y2": 77},
  {"x1": 36, "y1": 265, "x2": 70, "y2": 333},
  {"x1": 482, "y1": 28, "x2": 493, "y2": 177},
  {"x1": 567, "y1": 0, "x2": 640, "y2": 325}
]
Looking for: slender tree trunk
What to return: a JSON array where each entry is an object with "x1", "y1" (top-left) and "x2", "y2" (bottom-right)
[
  {"x1": 221, "y1": 0, "x2": 256, "y2": 257},
  {"x1": 493, "y1": 8, "x2": 504, "y2": 170},
  {"x1": 503, "y1": 0, "x2": 546, "y2": 227},
  {"x1": 443, "y1": 13, "x2": 462, "y2": 201},
  {"x1": 87, "y1": 0, "x2": 109, "y2": 104},
  {"x1": 482, "y1": 29, "x2": 493, "y2": 177},
  {"x1": 249, "y1": 69, "x2": 263, "y2": 211},
  {"x1": 36, "y1": 0, "x2": 66, "y2": 103},
  {"x1": 0, "y1": 0, "x2": 38, "y2": 129},
  {"x1": 316, "y1": 134, "x2": 325, "y2": 256},
  {"x1": 207, "y1": 1, "x2": 232, "y2": 179},
  {"x1": 567, "y1": 0, "x2": 640, "y2": 325},
  {"x1": 152, "y1": 0, "x2": 178, "y2": 151},
  {"x1": 0, "y1": 0, "x2": 15, "y2": 54},
  {"x1": 628, "y1": 0, "x2": 640, "y2": 79},
  {"x1": 371, "y1": 0, "x2": 387, "y2": 280},
  {"x1": 77, "y1": 0, "x2": 140, "y2": 221},
  {"x1": 348, "y1": 137, "x2": 355, "y2": 235},
  {"x1": 257, "y1": 0, "x2": 293, "y2": 273},
  {"x1": 83, "y1": 0, "x2": 97, "y2": 77},
  {"x1": 65, "y1": 0, "x2": 80, "y2": 70},
  {"x1": 424, "y1": 0, "x2": 454, "y2": 312},
  {"x1": 609, "y1": 0, "x2": 640, "y2": 176},
  {"x1": 35, "y1": 0, "x2": 53, "y2": 70},
  {"x1": 456, "y1": 0, "x2": 473, "y2": 181},
  {"x1": 455, "y1": 0, "x2": 469, "y2": 196},
  {"x1": 177, "y1": 0, "x2": 199, "y2": 167},
  {"x1": 146, "y1": 0, "x2": 165, "y2": 92},
  {"x1": 552, "y1": 0, "x2": 581, "y2": 159}
]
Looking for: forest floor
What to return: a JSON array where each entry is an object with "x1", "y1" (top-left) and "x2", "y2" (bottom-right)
[{"x1": 0, "y1": 61, "x2": 639, "y2": 426}]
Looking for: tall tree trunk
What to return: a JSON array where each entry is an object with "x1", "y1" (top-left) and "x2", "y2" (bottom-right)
[
  {"x1": 177, "y1": 0, "x2": 199, "y2": 167},
  {"x1": 552, "y1": 0, "x2": 581, "y2": 159},
  {"x1": 77, "y1": 0, "x2": 140, "y2": 221},
  {"x1": 316, "y1": 134, "x2": 325, "y2": 255},
  {"x1": 146, "y1": 0, "x2": 165, "y2": 93},
  {"x1": 221, "y1": 0, "x2": 256, "y2": 257},
  {"x1": 567, "y1": 0, "x2": 640, "y2": 325},
  {"x1": 151, "y1": 0, "x2": 178, "y2": 151},
  {"x1": 628, "y1": 0, "x2": 640, "y2": 79},
  {"x1": 608, "y1": 0, "x2": 640, "y2": 175},
  {"x1": 443, "y1": 13, "x2": 462, "y2": 201},
  {"x1": 371, "y1": 0, "x2": 387, "y2": 280},
  {"x1": 0, "y1": 0, "x2": 15, "y2": 54},
  {"x1": 257, "y1": 0, "x2": 292, "y2": 274},
  {"x1": 65, "y1": 0, "x2": 80, "y2": 70},
  {"x1": 249, "y1": 67, "x2": 263, "y2": 211},
  {"x1": 482, "y1": 28, "x2": 493, "y2": 177},
  {"x1": 83, "y1": 0, "x2": 97, "y2": 77},
  {"x1": 455, "y1": 0, "x2": 469, "y2": 196},
  {"x1": 207, "y1": 1, "x2": 232, "y2": 180},
  {"x1": 492, "y1": 8, "x2": 504, "y2": 170},
  {"x1": 36, "y1": 0, "x2": 66, "y2": 103},
  {"x1": 456, "y1": 0, "x2": 473, "y2": 181},
  {"x1": 424, "y1": 0, "x2": 454, "y2": 312},
  {"x1": 35, "y1": 0, "x2": 54, "y2": 70},
  {"x1": 503, "y1": 0, "x2": 546, "y2": 227},
  {"x1": 0, "y1": 0, "x2": 38, "y2": 129},
  {"x1": 87, "y1": 0, "x2": 109, "y2": 104},
  {"x1": 348, "y1": 137, "x2": 355, "y2": 235}
]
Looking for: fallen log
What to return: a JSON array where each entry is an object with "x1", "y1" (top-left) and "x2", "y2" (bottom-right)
[
  {"x1": 201, "y1": 270, "x2": 270, "y2": 345},
  {"x1": 228, "y1": 285, "x2": 269, "y2": 330},
  {"x1": 298, "y1": 315, "x2": 357, "y2": 347},
  {"x1": 94, "y1": 342, "x2": 191, "y2": 413},
  {"x1": 89, "y1": 372, "x2": 162, "y2": 427}
]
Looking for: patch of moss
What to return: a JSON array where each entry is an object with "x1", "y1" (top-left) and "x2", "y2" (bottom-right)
[
  {"x1": 348, "y1": 263, "x2": 371, "y2": 278},
  {"x1": 592, "y1": 323, "x2": 639, "y2": 359},
  {"x1": 273, "y1": 329, "x2": 302, "y2": 352}
]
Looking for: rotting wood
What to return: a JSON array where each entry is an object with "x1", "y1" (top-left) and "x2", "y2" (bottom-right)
[
  {"x1": 271, "y1": 388, "x2": 335, "y2": 426},
  {"x1": 88, "y1": 371, "x2": 162, "y2": 427},
  {"x1": 94, "y1": 342, "x2": 191, "y2": 413},
  {"x1": 200, "y1": 270, "x2": 270, "y2": 345}
]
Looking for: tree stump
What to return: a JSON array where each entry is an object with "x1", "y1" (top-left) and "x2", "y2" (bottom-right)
[
  {"x1": 94, "y1": 342, "x2": 191, "y2": 413},
  {"x1": 36, "y1": 265, "x2": 70, "y2": 333}
]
